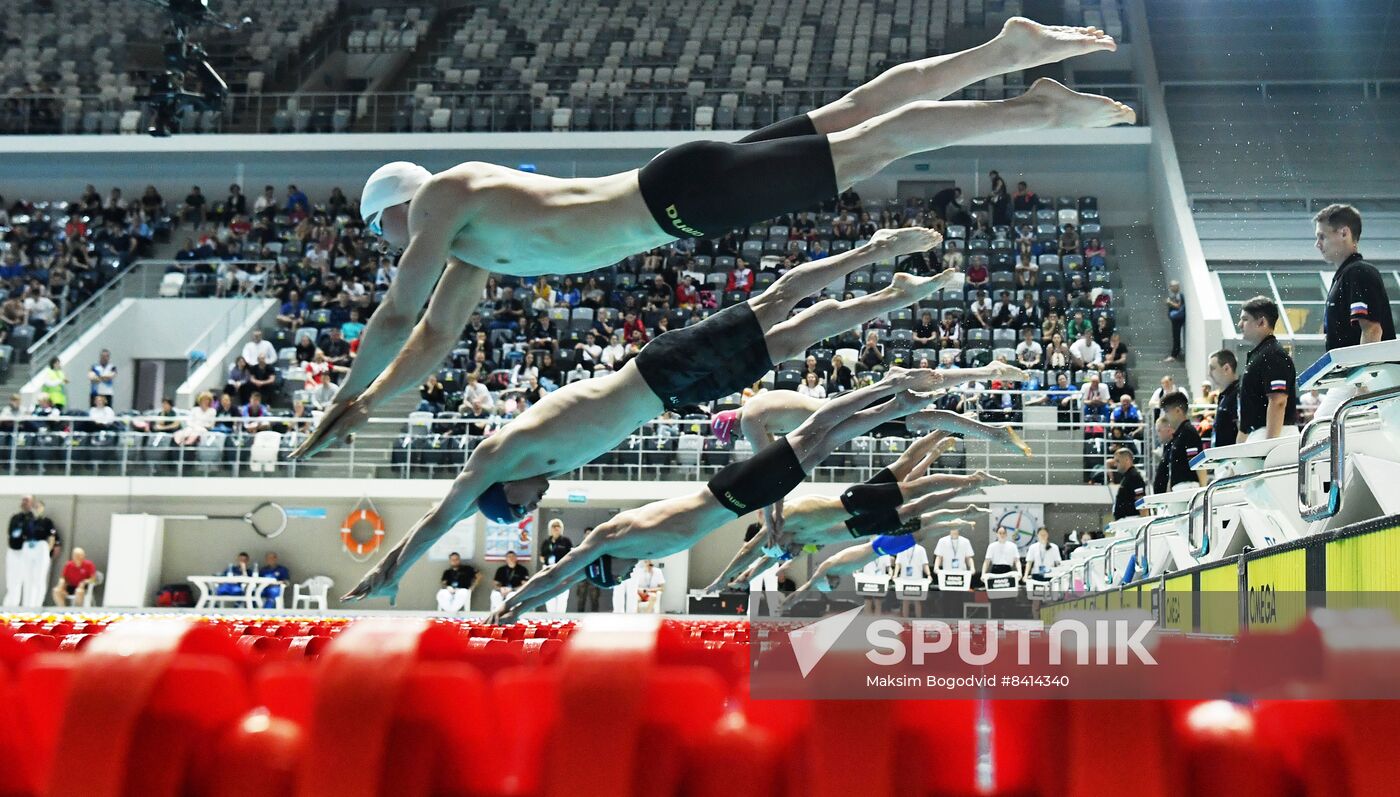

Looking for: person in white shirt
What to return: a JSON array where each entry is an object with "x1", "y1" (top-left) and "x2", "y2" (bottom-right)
[
  {"x1": 1079, "y1": 374, "x2": 1110, "y2": 416},
  {"x1": 462, "y1": 372, "x2": 493, "y2": 410},
  {"x1": 894, "y1": 540, "x2": 932, "y2": 617},
  {"x1": 1015, "y1": 329, "x2": 1042, "y2": 369},
  {"x1": 1069, "y1": 329, "x2": 1103, "y2": 370},
  {"x1": 88, "y1": 349, "x2": 117, "y2": 407},
  {"x1": 26, "y1": 291, "x2": 58, "y2": 334},
  {"x1": 796, "y1": 371, "x2": 827, "y2": 399},
  {"x1": 858, "y1": 553, "x2": 895, "y2": 612},
  {"x1": 1148, "y1": 375, "x2": 1178, "y2": 413},
  {"x1": 1023, "y1": 527, "x2": 1061, "y2": 581},
  {"x1": 87, "y1": 395, "x2": 116, "y2": 429},
  {"x1": 600, "y1": 332, "x2": 628, "y2": 370},
  {"x1": 174, "y1": 391, "x2": 216, "y2": 445},
  {"x1": 241, "y1": 330, "x2": 277, "y2": 367},
  {"x1": 982, "y1": 525, "x2": 1021, "y2": 581},
  {"x1": 933, "y1": 527, "x2": 975, "y2": 572},
  {"x1": 574, "y1": 330, "x2": 603, "y2": 365},
  {"x1": 634, "y1": 559, "x2": 667, "y2": 614}
]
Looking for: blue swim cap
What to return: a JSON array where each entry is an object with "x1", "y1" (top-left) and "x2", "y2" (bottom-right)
[{"x1": 479, "y1": 483, "x2": 527, "y2": 524}]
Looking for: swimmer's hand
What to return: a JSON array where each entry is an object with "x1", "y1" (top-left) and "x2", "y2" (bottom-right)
[
  {"x1": 485, "y1": 607, "x2": 518, "y2": 626},
  {"x1": 341, "y1": 547, "x2": 405, "y2": 605},
  {"x1": 869, "y1": 226, "x2": 943, "y2": 257},
  {"x1": 290, "y1": 396, "x2": 371, "y2": 459}
]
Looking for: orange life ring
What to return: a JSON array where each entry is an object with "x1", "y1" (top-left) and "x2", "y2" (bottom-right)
[{"x1": 341, "y1": 509, "x2": 386, "y2": 557}]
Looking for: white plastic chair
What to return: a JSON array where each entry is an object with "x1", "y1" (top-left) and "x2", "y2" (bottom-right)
[
  {"x1": 79, "y1": 570, "x2": 104, "y2": 607},
  {"x1": 249, "y1": 431, "x2": 282, "y2": 473},
  {"x1": 292, "y1": 576, "x2": 334, "y2": 610}
]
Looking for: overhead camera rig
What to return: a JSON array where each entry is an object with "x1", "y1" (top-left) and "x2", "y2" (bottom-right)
[{"x1": 136, "y1": 0, "x2": 251, "y2": 136}]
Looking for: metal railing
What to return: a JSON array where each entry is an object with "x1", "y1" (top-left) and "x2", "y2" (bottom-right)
[
  {"x1": 0, "y1": 83, "x2": 1148, "y2": 135},
  {"x1": 1297, "y1": 385, "x2": 1400, "y2": 521},
  {"x1": 1187, "y1": 464, "x2": 1298, "y2": 559},
  {"x1": 0, "y1": 410, "x2": 1155, "y2": 483}
]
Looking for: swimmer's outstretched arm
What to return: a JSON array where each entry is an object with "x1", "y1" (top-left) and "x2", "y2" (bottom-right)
[
  {"x1": 489, "y1": 535, "x2": 611, "y2": 623},
  {"x1": 790, "y1": 541, "x2": 879, "y2": 596},
  {"x1": 704, "y1": 529, "x2": 772, "y2": 593},
  {"x1": 294, "y1": 260, "x2": 488, "y2": 458}
]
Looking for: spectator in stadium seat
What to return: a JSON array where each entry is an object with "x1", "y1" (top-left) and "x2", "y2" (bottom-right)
[
  {"x1": 491, "y1": 286, "x2": 524, "y2": 331},
  {"x1": 556, "y1": 276, "x2": 581, "y2": 307},
  {"x1": 461, "y1": 371, "x2": 492, "y2": 410},
  {"x1": 320, "y1": 328, "x2": 351, "y2": 369},
  {"x1": 341, "y1": 308, "x2": 366, "y2": 342},
  {"x1": 574, "y1": 330, "x2": 603, "y2": 366},
  {"x1": 257, "y1": 552, "x2": 290, "y2": 609},
  {"x1": 968, "y1": 290, "x2": 992, "y2": 329},
  {"x1": 1058, "y1": 223, "x2": 1079, "y2": 256},
  {"x1": 253, "y1": 185, "x2": 277, "y2": 220},
  {"x1": 828, "y1": 354, "x2": 854, "y2": 394},
  {"x1": 797, "y1": 372, "x2": 827, "y2": 399},
  {"x1": 1012, "y1": 181, "x2": 1038, "y2": 212},
  {"x1": 417, "y1": 374, "x2": 446, "y2": 415},
  {"x1": 1079, "y1": 373, "x2": 1110, "y2": 421},
  {"x1": 1107, "y1": 369, "x2": 1134, "y2": 403},
  {"x1": 39, "y1": 357, "x2": 67, "y2": 411},
  {"x1": 991, "y1": 290, "x2": 1018, "y2": 328},
  {"x1": 526, "y1": 311, "x2": 559, "y2": 354},
  {"x1": 175, "y1": 392, "x2": 216, "y2": 445},
  {"x1": 1102, "y1": 332, "x2": 1129, "y2": 372},
  {"x1": 1070, "y1": 329, "x2": 1103, "y2": 370},
  {"x1": 858, "y1": 330, "x2": 885, "y2": 370},
  {"x1": 249, "y1": 354, "x2": 277, "y2": 400},
  {"x1": 621, "y1": 311, "x2": 647, "y2": 343},
  {"x1": 0, "y1": 394, "x2": 22, "y2": 432},
  {"x1": 675, "y1": 274, "x2": 699, "y2": 308},
  {"x1": 531, "y1": 277, "x2": 557, "y2": 312},
  {"x1": 140, "y1": 185, "x2": 164, "y2": 218},
  {"x1": 1066, "y1": 309, "x2": 1091, "y2": 340},
  {"x1": 912, "y1": 310, "x2": 938, "y2": 348},
  {"x1": 224, "y1": 184, "x2": 248, "y2": 219},
  {"x1": 241, "y1": 330, "x2": 277, "y2": 367},
  {"x1": 212, "y1": 393, "x2": 239, "y2": 434},
  {"x1": 103, "y1": 188, "x2": 128, "y2": 225},
  {"x1": 943, "y1": 188, "x2": 970, "y2": 226},
  {"x1": 285, "y1": 185, "x2": 310, "y2": 218},
  {"x1": 181, "y1": 186, "x2": 207, "y2": 228},
  {"x1": 303, "y1": 351, "x2": 339, "y2": 407},
  {"x1": 1039, "y1": 310, "x2": 1063, "y2": 345},
  {"x1": 839, "y1": 187, "x2": 863, "y2": 215},
  {"x1": 943, "y1": 244, "x2": 964, "y2": 272},
  {"x1": 1163, "y1": 280, "x2": 1186, "y2": 362},
  {"x1": 1110, "y1": 394, "x2": 1142, "y2": 435},
  {"x1": 965, "y1": 257, "x2": 989, "y2": 288},
  {"x1": 1015, "y1": 328, "x2": 1042, "y2": 368},
  {"x1": 727, "y1": 259, "x2": 754, "y2": 293},
  {"x1": 25, "y1": 287, "x2": 57, "y2": 338},
  {"x1": 436, "y1": 552, "x2": 479, "y2": 613},
  {"x1": 938, "y1": 313, "x2": 962, "y2": 349},
  {"x1": 226, "y1": 356, "x2": 251, "y2": 404},
  {"x1": 1084, "y1": 237, "x2": 1107, "y2": 268},
  {"x1": 240, "y1": 391, "x2": 273, "y2": 433},
  {"x1": 600, "y1": 332, "x2": 628, "y2": 371},
  {"x1": 1148, "y1": 374, "x2": 1178, "y2": 416},
  {"x1": 327, "y1": 187, "x2": 350, "y2": 218},
  {"x1": 490, "y1": 551, "x2": 530, "y2": 612},
  {"x1": 85, "y1": 394, "x2": 116, "y2": 431},
  {"x1": 153, "y1": 397, "x2": 181, "y2": 435}
]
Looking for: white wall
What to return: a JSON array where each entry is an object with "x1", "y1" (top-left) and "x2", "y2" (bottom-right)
[
  {"x1": 1127, "y1": 0, "x2": 1230, "y2": 391},
  {"x1": 20, "y1": 298, "x2": 272, "y2": 412}
]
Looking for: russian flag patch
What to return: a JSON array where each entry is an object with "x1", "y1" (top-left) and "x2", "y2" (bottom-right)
[
  {"x1": 1351, "y1": 301, "x2": 1369, "y2": 316},
  {"x1": 1186, "y1": 447, "x2": 1199, "y2": 456},
  {"x1": 1270, "y1": 379, "x2": 1288, "y2": 392}
]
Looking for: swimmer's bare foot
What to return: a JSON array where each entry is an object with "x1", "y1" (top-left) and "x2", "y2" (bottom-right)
[
  {"x1": 988, "y1": 361, "x2": 1031, "y2": 383},
  {"x1": 869, "y1": 226, "x2": 943, "y2": 257},
  {"x1": 892, "y1": 389, "x2": 939, "y2": 415},
  {"x1": 884, "y1": 366, "x2": 942, "y2": 393},
  {"x1": 889, "y1": 271, "x2": 962, "y2": 304},
  {"x1": 997, "y1": 17, "x2": 1116, "y2": 67},
  {"x1": 999, "y1": 425, "x2": 1034, "y2": 458},
  {"x1": 1019, "y1": 77, "x2": 1136, "y2": 128}
]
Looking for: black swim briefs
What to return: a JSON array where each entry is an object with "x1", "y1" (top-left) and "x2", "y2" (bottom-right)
[
  {"x1": 634, "y1": 301, "x2": 773, "y2": 410},
  {"x1": 707, "y1": 436, "x2": 807, "y2": 516}
]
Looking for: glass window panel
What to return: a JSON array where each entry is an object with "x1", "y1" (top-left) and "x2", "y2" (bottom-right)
[
  {"x1": 1284, "y1": 302, "x2": 1325, "y2": 335},
  {"x1": 1218, "y1": 273, "x2": 1269, "y2": 302},
  {"x1": 1273, "y1": 271, "x2": 1327, "y2": 302}
]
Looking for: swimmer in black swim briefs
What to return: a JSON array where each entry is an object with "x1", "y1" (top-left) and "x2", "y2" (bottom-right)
[{"x1": 485, "y1": 373, "x2": 942, "y2": 623}]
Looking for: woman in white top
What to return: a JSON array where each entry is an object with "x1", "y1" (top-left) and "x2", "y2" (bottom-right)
[
  {"x1": 600, "y1": 332, "x2": 628, "y2": 370},
  {"x1": 1023, "y1": 527, "x2": 1062, "y2": 581},
  {"x1": 174, "y1": 391, "x2": 216, "y2": 446},
  {"x1": 796, "y1": 372, "x2": 827, "y2": 400},
  {"x1": 982, "y1": 525, "x2": 1021, "y2": 577}
]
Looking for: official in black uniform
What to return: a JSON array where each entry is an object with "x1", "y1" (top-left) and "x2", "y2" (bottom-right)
[
  {"x1": 1111, "y1": 447, "x2": 1147, "y2": 520},
  {"x1": 490, "y1": 551, "x2": 530, "y2": 612},
  {"x1": 435, "y1": 552, "x2": 479, "y2": 613},
  {"x1": 1207, "y1": 349, "x2": 1239, "y2": 447},
  {"x1": 539, "y1": 518, "x2": 575, "y2": 613},
  {"x1": 1236, "y1": 297, "x2": 1298, "y2": 441},
  {"x1": 1158, "y1": 391, "x2": 1206, "y2": 491},
  {"x1": 3, "y1": 495, "x2": 35, "y2": 607},
  {"x1": 1315, "y1": 204, "x2": 1396, "y2": 420}
]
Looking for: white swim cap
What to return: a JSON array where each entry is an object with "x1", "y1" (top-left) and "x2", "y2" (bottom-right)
[{"x1": 360, "y1": 161, "x2": 431, "y2": 234}]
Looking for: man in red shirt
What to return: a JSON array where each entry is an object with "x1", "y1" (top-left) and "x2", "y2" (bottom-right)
[{"x1": 52, "y1": 547, "x2": 97, "y2": 607}]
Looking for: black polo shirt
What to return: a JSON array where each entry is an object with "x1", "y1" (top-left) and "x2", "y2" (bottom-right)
[
  {"x1": 1162, "y1": 419, "x2": 1203, "y2": 490},
  {"x1": 540, "y1": 535, "x2": 574, "y2": 566},
  {"x1": 1239, "y1": 336, "x2": 1297, "y2": 437},
  {"x1": 441, "y1": 565, "x2": 477, "y2": 589},
  {"x1": 1114, "y1": 467, "x2": 1146, "y2": 520},
  {"x1": 6, "y1": 511, "x2": 31, "y2": 551},
  {"x1": 1213, "y1": 380, "x2": 1239, "y2": 447},
  {"x1": 1325, "y1": 253, "x2": 1395, "y2": 350},
  {"x1": 494, "y1": 563, "x2": 530, "y2": 589}
]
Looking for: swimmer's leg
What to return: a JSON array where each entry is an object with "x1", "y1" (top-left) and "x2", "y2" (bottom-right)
[
  {"x1": 907, "y1": 408, "x2": 1034, "y2": 457},
  {"x1": 764, "y1": 273, "x2": 964, "y2": 362},
  {"x1": 807, "y1": 18, "x2": 1117, "y2": 134}
]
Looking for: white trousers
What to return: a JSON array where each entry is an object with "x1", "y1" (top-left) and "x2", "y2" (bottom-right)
[
  {"x1": 2, "y1": 547, "x2": 23, "y2": 606},
  {"x1": 436, "y1": 587, "x2": 471, "y2": 613},
  {"x1": 544, "y1": 591, "x2": 569, "y2": 613},
  {"x1": 490, "y1": 588, "x2": 510, "y2": 611},
  {"x1": 612, "y1": 579, "x2": 637, "y2": 613},
  {"x1": 749, "y1": 562, "x2": 781, "y2": 593},
  {"x1": 20, "y1": 541, "x2": 51, "y2": 608}
]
